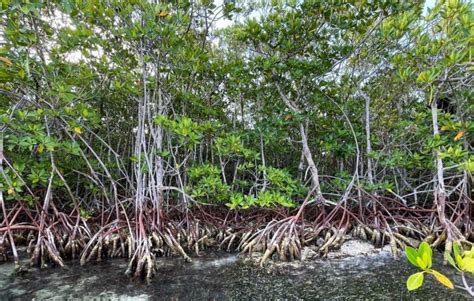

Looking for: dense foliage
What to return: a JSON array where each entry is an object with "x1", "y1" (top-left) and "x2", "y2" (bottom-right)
[{"x1": 0, "y1": 0, "x2": 472, "y2": 283}]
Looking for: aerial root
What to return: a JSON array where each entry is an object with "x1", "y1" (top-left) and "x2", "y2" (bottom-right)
[
  {"x1": 0, "y1": 236, "x2": 8, "y2": 262},
  {"x1": 256, "y1": 219, "x2": 303, "y2": 266},
  {"x1": 260, "y1": 243, "x2": 277, "y2": 266},
  {"x1": 241, "y1": 232, "x2": 261, "y2": 254},
  {"x1": 125, "y1": 252, "x2": 157, "y2": 281},
  {"x1": 30, "y1": 234, "x2": 65, "y2": 268},
  {"x1": 319, "y1": 227, "x2": 346, "y2": 256},
  {"x1": 134, "y1": 253, "x2": 156, "y2": 280},
  {"x1": 80, "y1": 232, "x2": 128, "y2": 265},
  {"x1": 219, "y1": 230, "x2": 238, "y2": 252},
  {"x1": 63, "y1": 236, "x2": 85, "y2": 259},
  {"x1": 161, "y1": 230, "x2": 192, "y2": 262}
]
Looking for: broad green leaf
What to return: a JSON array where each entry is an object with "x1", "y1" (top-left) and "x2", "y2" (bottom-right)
[
  {"x1": 418, "y1": 241, "x2": 432, "y2": 268},
  {"x1": 405, "y1": 247, "x2": 420, "y2": 268},
  {"x1": 461, "y1": 257, "x2": 474, "y2": 273},
  {"x1": 407, "y1": 272, "x2": 424, "y2": 291},
  {"x1": 416, "y1": 256, "x2": 428, "y2": 270},
  {"x1": 464, "y1": 247, "x2": 474, "y2": 258}
]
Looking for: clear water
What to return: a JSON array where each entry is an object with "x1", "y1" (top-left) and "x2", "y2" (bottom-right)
[{"x1": 0, "y1": 251, "x2": 471, "y2": 300}]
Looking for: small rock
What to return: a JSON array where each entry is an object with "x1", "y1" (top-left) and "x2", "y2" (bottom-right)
[
  {"x1": 340, "y1": 239, "x2": 376, "y2": 256},
  {"x1": 381, "y1": 244, "x2": 392, "y2": 253},
  {"x1": 316, "y1": 238, "x2": 325, "y2": 247},
  {"x1": 301, "y1": 247, "x2": 317, "y2": 261},
  {"x1": 327, "y1": 239, "x2": 378, "y2": 258}
]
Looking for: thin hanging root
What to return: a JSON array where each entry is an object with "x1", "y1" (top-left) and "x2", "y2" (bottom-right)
[
  {"x1": 163, "y1": 232, "x2": 191, "y2": 262},
  {"x1": 278, "y1": 236, "x2": 289, "y2": 261},
  {"x1": 444, "y1": 239, "x2": 453, "y2": 265},
  {"x1": 393, "y1": 232, "x2": 418, "y2": 248},
  {"x1": 389, "y1": 238, "x2": 400, "y2": 257},
  {"x1": 228, "y1": 234, "x2": 238, "y2": 252},
  {"x1": 241, "y1": 235, "x2": 260, "y2": 254},
  {"x1": 0, "y1": 238, "x2": 7, "y2": 262},
  {"x1": 31, "y1": 239, "x2": 65, "y2": 268},
  {"x1": 127, "y1": 236, "x2": 134, "y2": 258},
  {"x1": 319, "y1": 228, "x2": 337, "y2": 255},
  {"x1": 135, "y1": 253, "x2": 154, "y2": 277},
  {"x1": 431, "y1": 231, "x2": 447, "y2": 248},
  {"x1": 424, "y1": 234, "x2": 436, "y2": 244},
  {"x1": 152, "y1": 232, "x2": 162, "y2": 246},
  {"x1": 238, "y1": 231, "x2": 253, "y2": 250},
  {"x1": 84, "y1": 241, "x2": 102, "y2": 263},
  {"x1": 220, "y1": 233, "x2": 236, "y2": 252},
  {"x1": 194, "y1": 234, "x2": 209, "y2": 255}
]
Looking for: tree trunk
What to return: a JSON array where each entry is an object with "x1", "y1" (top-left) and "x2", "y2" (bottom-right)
[
  {"x1": 363, "y1": 93, "x2": 374, "y2": 185},
  {"x1": 300, "y1": 122, "x2": 323, "y2": 201},
  {"x1": 431, "y1": 98, "x2": 447, "y2": 226}
]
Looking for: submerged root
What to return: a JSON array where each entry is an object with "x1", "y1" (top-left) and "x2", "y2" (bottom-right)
[
  {"x1": 162, "y1": 230, "x2": 192, "y2": 262},
  {"x1": 30, "y1": 231, "x2": 65, "y2": 268},
  {"x1": 255, "y1": 219, "x2": 304, "y2": 266},
  {"x1": 64, "y1": 237, "x2": 85, "y2": 259},
  {"x1": 125, "y1": 251, "x2": 157, "y2": 281},
  {"x1": 80, "y1": 231, "x2": 128, "y2": 265},
  {"x1": 0, "y1": 236, "x2": 8, "y2": 262}
]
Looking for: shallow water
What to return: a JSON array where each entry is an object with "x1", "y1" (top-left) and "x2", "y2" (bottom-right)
[{"x1": 0, "y1": 251, "x2": 471, "y2": 300}]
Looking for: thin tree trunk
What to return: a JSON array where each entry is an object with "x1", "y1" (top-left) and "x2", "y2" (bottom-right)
[
  {"x1": 0, "y1": 133, "x2": 20, "y2": 269},
  {"x1": 431, "y1": 98, "x2": 447, "y2": 225},
  {"x1": 363, "y1": 93, "x2": 374, "y2": 185},
  {"x1": 260, "y1": 134, "x2": 268, "y2": 191},
  {"x1": 274, "y1": 81, "x2": 324, "y2": 201},
  {"x1": 300, "y1": 122, "x2": 323, "y2": 200}
]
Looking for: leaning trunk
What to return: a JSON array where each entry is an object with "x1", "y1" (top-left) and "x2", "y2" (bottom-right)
[{"x1": 299, "y1": 122, "x2": 323, "y2": 201}]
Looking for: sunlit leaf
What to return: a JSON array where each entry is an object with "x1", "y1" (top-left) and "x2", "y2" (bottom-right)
[
  {"x1": 431, "y1": 270, "x2": 454, "y2": 289},
  {"x1": 454, "y1": 130, "x2": 465, "y2": 141},
  {"x1": 407, "y1": 272, "x2": 424, "y2": 291},
  {"x1": 405, "y1": 247, "x2": 420, "y2": 268},
  {"x1": 461, "y1": 257, "x2": 474, "y2": 273},
  {"x1": 418, "y1": 241, "x2": 432, "y2": 268}
]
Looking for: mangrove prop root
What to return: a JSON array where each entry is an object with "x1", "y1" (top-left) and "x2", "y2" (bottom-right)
[
  {"x1": 31, "y1": 236, "x2": 65, "y2": 268},
  {"x1": 1, "y1": 193, "x2": 471, "y2": 280}
]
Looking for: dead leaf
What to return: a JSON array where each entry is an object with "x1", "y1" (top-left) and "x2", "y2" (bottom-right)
[
  {"x1": 0, "y1": 57, "x2": 12, "y2": 66},
  {"x1": 454, "y1": 130, "x2": 465, "y2": 141}
]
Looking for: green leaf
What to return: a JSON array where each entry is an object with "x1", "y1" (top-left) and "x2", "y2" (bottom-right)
[
  {"x1": 445, "y1": 253, "x2": 457, "y2": 269},
  {"x1": 405, "y1": 247, "x2": 420, "y2": 268},
  {"x1": 417, "y1": 256, "x2": 428, "y2": 270},
  {"x1": 407, "y1": 272, "x2": 424, "y2": 291},
  {"x1": 452, "y1": 242, "x2": 461, "y2": 259},
  {"x1": 418, "y1": 241, "x2": 432, "y2": 269},
  {"x1": 461, "y1": 257, "x2": 474, "y2": 273}
]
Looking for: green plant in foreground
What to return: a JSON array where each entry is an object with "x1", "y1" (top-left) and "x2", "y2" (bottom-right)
[{"x1": 405, "y1": 242, "x2": 474, "y2": 296}]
